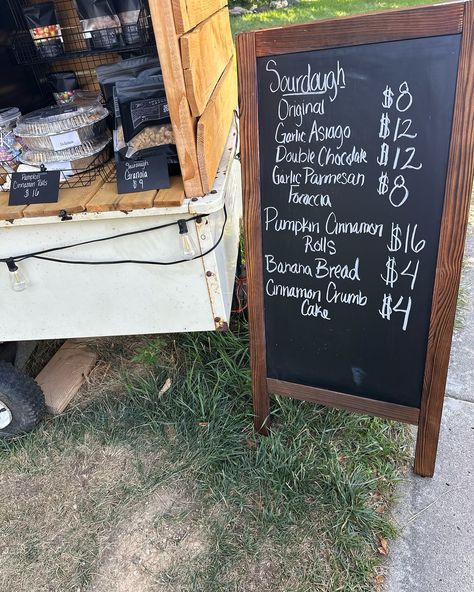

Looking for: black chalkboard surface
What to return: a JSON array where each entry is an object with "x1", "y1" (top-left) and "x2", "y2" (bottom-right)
[
  {"x1": 237, "y1": 2, "x2": 474, "y2": 476},
  {"x1": 9, "y1": 170, "x2": 60, "y2": 206},
  {"x1": 257, "y1": 35, "x2": 460, "y2": 409}
]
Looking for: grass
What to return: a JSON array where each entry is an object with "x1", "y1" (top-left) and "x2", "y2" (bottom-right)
[
  {"x1": 0, "y1": 323, "x2": 411, "y2": 591},
  {"x1": 231, "y1": 0, "x2": 440, "y2": 34},
  {"x1": 1, "y1": 1, "x2": 447, "y2": 589}
]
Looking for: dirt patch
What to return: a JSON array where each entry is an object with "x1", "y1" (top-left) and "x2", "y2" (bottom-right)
[
  {"x1": 88, "y1": 487, "x2": 207, "y2": 592},
  {"x1": 0, "y1": 438, "x2": 159, "y2": 592}
]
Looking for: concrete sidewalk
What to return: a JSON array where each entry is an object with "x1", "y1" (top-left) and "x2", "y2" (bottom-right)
[{"x1": 385, "y1": 229, "x2": 474, "y2": 592}]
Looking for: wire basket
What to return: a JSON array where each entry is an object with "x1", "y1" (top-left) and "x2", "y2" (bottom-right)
[
  {"x1": 0, "y1": 148, "x2": 114, "y2": 191},
  {"x1": 9, "y1": 1, "x2": 154, "y2": 65},
  {"x1": 5, "y1": 1, "x2": 157, "y2": 189}
]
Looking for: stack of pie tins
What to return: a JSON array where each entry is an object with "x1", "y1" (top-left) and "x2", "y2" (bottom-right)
[{"x1": 14, "y1": 102, "x2": 111, "y2": 174}]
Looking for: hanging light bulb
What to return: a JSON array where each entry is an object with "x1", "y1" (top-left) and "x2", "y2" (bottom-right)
[
  {"x1": 6, "y1": 259, "x2": 28, "y2": 292},
  {"x1": 177, "y1": 219, "x2": 197, "y2": 259}
]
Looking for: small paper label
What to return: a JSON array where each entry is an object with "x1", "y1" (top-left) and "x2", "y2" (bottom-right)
[
  {"x1": 50, "y1": 130, "x2": 81, "y2": 152},
  {"x1": 44, "y1": 161, "x2": 71, "y2": 171}
]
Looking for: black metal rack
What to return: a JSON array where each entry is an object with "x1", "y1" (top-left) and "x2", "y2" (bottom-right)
[
  {"x1": 0, "y1": 149, "x2": 115, "y2": 190},
  {"x1": 11, "y1": 10, "x2": 154, "y2": 65},
  {"x1": 5, "y1": 0, "x2": 156, "y2": 188}
]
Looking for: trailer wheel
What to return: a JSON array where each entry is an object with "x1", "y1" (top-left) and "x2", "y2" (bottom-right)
[{"x1": 0, "y1": 361, "x2": 45, "y2": 437}]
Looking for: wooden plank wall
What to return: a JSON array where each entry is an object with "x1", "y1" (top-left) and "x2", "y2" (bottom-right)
[
  {"x1": 181, "y1": 8, "x2": 234, "y2": 116},
  {"x1": 172, "y1": 0, "x2": 227, "y2": 35},
  {"x1": 148, "y1": 0, "x2": 237, "y2": 196}
]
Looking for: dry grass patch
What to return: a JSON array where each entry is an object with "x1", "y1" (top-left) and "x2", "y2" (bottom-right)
[
  {"x1": 0, "y1": 438, "x2": 139, "y2": 591},
  {"x1": 89, "y1": 486, "x2": 207, "y2": 592}
]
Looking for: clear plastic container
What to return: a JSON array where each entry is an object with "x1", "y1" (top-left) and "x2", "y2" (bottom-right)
[
  {"x1": 14, "y1": 103, "x2": 109, "y2": 151},
  {"x1": 14, "y1": 103, "x2": 108, "y2": 136},
  {"x1": 19, "y1": 134, "x2": 112, "y2": 173},
  {"x1": 0, "y1": 108, "x2": 21, "y2": 164}
]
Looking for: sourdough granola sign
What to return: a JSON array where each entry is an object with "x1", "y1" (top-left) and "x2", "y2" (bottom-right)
[{"x1": 237, "y1": 2, "x2": 474, "y2": 476}]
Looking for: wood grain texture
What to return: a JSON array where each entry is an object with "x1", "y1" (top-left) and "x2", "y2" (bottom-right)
[
  {"x1": 254, "y1": 3, "x2": 464, "y2": 56},
  {"x1": 23, "y1": 178, "x2": 104, "y2": 218},
  {"x1": 36, "y1": 339, "x2": 97, "y2": 415},
  {"x1": 181, "y1": 8, "x2": 234, "y2": 116},
  {"x1": 154, "y1": 176, "x2": 185, "y2": 207},
  {"x1": 197, "y1": 57, "x2": 237, "y2": 193},
  {"x1": 415, "y1": 1, "x2": 474, "y2": 477},
  {"x1": 118, "y1": 189, "x2": 157, "y2": 211},
  {"x1": 172, "y1": 0, "x2": 227, "y2": 35},
  {"x1": 148, "y1": 0, "x2": 204, "y2": 197},
  {"x1": 0, "y1": 193, "x2": 26, "y2": 220},
  {"x1": 268, "y1": 379, "x2": 420, "y2": 425},
  {"x1": 236, "y1": 31, "x2": 270, "y2": 433},
  {"x1": 86, "y1": 181, "x2": 123, "y2": 213}
]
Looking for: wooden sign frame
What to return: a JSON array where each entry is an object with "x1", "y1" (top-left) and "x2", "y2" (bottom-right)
[{"x1": 236, "y1": 1, "x2": 474, "y2": 477}]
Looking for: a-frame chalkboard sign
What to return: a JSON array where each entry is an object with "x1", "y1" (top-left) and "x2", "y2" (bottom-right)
[{"x1": 236, "y1": 1, "x2": 474, "y2": 477}]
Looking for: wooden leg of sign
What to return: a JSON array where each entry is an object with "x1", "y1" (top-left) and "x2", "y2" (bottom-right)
[
  {"x1": 253, "y1": 381, "x2": 270, "y2": 435},
  {"x1": 414, "y1": 409, "x2": 443, "y2": 477},
  {"x1": 237, "y1": 32, "x2": 271, "y2": 436}
]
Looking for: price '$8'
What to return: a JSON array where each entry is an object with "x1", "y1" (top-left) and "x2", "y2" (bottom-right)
[{"x1": 376, "y1": 82, "x2": 423, "y2": 208}]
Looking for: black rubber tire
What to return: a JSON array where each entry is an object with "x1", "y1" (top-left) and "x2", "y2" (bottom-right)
[
  {"x1": 0, "y1": 342, "x2": 17, "y2": 364},
  {"x1": 0, "y1": 361, "x2": 45, "y2": 437}
]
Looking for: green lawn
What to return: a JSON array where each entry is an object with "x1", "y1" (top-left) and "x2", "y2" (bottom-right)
[
  {"x1": 0, "y1": 326, "x2": 410, "y2": 591},
  {"x1": 232, "y1": 0, "x2": 439, "y2": 34}
]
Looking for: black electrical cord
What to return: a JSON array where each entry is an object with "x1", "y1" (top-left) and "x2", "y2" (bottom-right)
[
  {"x1": 3, "y1": 206, "x2": 227, "y2": 267},
  {"x1": 1, "y1": 212, "x2": 207, "y2": 264},
  {"x1": 2, "y1": 113, "x2": 239, "y2": 268}
]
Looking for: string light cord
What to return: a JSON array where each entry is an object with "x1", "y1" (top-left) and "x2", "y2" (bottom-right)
[
  {"x1": 3, "y1": 110, "x2": 239, "y2": 271},
  {"x1": 2, "y1": 212, "x2": 207, "y2": 264},
  {"x1": 1, "y1": 206, "x2": 227, "y2": 267}
]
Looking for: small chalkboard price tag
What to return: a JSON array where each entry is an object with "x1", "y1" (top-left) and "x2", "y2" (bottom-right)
[
  {"x1": 9, "y1": 171, "x2": 60, "y2": 206},
  {"x1": 116, "y1": 153, "x2": 170, "y2": 194}
]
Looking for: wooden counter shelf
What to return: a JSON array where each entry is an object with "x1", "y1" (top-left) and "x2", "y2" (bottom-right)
[{"x1": 0, "y1": 176, "x2": 185, "y2": 221}]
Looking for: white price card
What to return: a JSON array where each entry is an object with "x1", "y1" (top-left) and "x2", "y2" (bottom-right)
[{"x1": 50, "y1": 130, "x2": 81, "y2": 152}]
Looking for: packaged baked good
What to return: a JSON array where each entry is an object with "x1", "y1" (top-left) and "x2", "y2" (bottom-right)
[
  {"x1": 74, "y1": 0, "x2": 122, "y2": 50},
  {"x1": 47, "y1": 71, "x2": 80, "y2": 105},
  {"x1": 116, "y1": 75, "x2": 169, "y2": 146},
  {"x1": 23, "y1": 2, "x2": 64, "y2": 59},
  {"x1": 116, "y1": 74, "x2": 179, "y2": 174},
  {"x1": 96, "y1": 55, "x2": 160, "y2": 121},
  {"x1": 115, "y1": 0, "x2": 144, "y2": 45},
  {"x1": 14, "y1": 103, "x2": 109, "y2": 152},
  {"x1": 19, "y1": 134, "x2": 112, "y2": 173}
]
